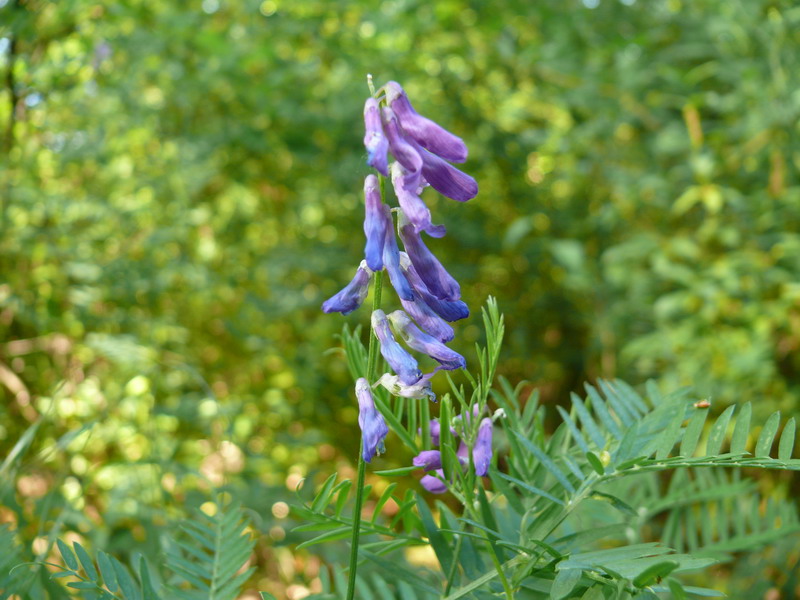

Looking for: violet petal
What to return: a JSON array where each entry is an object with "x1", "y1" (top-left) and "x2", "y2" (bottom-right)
[
  {"x1": 381, "y1": 107, "x2": 423, "y2": 190},
  {"x1": 363, "y1": 98, "x2": 388, "y2": 176},
  {"x1": 388, "y1": 310, "x2": 466, "y2": 370},
  {"x1": 399, "y1": 212, "x2": 461, "y2": 302},
  {"x1": 382, "y1": 205, "x2": 414, "y2": 301},
  {"x1": 420, "y1": 470, "x2": 447, "y2": 494},
  {"x1": 371, "y1": 309, "x2": 422, "y2": 385},
  {"x1": 363, "y1": 175, "x2": 388, "y2": 271},
  {"x1": 400, "y1": 253, "x2": 469, "y2": 322},
  {"x1": 321, "y1": 262, "x2": 372, "y2": 315},
  {"x1": 391, "y1": 163, "x2": 446, "y2": 238},
  {"x1": 472, "y1": 418, "x2": 493, "y2": 476},
  {"x1": 412, "y1": 450, "x2": 443, "y2": 471},
  {"x1": 356, "y1": 378, "x2": 389, "y2": 463},
  {"x1": 385, "y1": 81, "x2": 468, "y2": 163}
]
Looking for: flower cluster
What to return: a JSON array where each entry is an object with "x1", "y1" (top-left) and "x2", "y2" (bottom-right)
[
  {"x1": 322, "y1": 80, "x2": 479, "y2": 468},
  {"x1": 413, "y1": 409, "x2": 494, "y2": 494}
]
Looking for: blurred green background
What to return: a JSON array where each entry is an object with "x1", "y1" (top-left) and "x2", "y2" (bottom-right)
[{"x1": 1, "y1": 0, "x2": 799, "y2": 597}]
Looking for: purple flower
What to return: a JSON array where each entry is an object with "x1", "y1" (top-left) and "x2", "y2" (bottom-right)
[
  {"x1": 381, "y1": 205, "x2": 415, "y2": 301},
  {"x1": 384, "y1": 81, "x2": 468, "y2": 163},
  {"x1": 371, "y1": 309, "x2": 422, "y2": 385},
  {"x1": 375, "y1": 371, "x2": 436, "y2": 401},
  {"x1": 400, "y1": 253, "x2": 469, "y2": 322},
  {"x1": 399, "y1": 295, "x2": 455, "y2": 343},
  {"x1": 387, "y1": 310, "x2": 466, "y2": 370},
  {"x1": 391, "y1": 163, "x2": 445, "y2": 239},
  {"x1": 381, "y1": 107, "x2": 423, "y2": 191},
  {"x1": 415, "y1": 140, "x2": 478, "y2": 202},
  {"x1": 420, "y1": 470, "x2": 447, "y2": 494},
  {"x1": 398, "y1": 212, "x2": 461, "y2": 301},
  {"x1": 363, "y1": 175, "x2": 388, "y2": 271},
  {"x1": 356, "y1": 378, "x2": 389, "y2": 463},
  {"x1": 363, "y1": 98, "x2": 388, "y2": 176},
  {"x1": 472, "y1": 418, "x2": 493, "y2": 476},
  {"x1": 321, "y1": 262, "x2": 372, "y2": 315},
  {"x1": 412, "y1": 450, "x2": 442, "y2": 471}
]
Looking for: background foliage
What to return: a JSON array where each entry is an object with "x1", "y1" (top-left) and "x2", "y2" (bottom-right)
[{"x1": 1, "y1": 0, "x2": 799, "y2": 597}]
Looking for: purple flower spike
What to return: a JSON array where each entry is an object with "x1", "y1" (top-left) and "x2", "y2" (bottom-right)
[
  {"x1": 321, "y1": 262, "x2": 372, "y2": 315},
  {"x1": 472, "y1": 418, "x2": 493, "y2": 476},
  {"x1": 381, "y1": 107, "x2": 423, "y2": 190},
  {"x1": 363, "y1": 98, "x2": 388, "y2": 176},
  {"x1": 416, "y1": 141, "x2": 478, "y2": 202},
  {"x1": 388, "y1": 310, "x2": 466, "y2": 370},
  {"x1": 363, "y1": 175, "x2": 388, "y2": 271},
  {"x1": 391, "y1": 163, "x2": 446, "y2": 238},
  {"x1": 400, "y1": 253, "x2": 469, "y2": 322},
  {"x1": 400, "y1": 296, "x2": 455, "y2": 343},
  {"x1": 412, "y1": 450, "x2": 442, "y2": 471},
  {"x1": 375, "y1": 371, "x2": 436, "y2": 401},
  {"x1": 372, "y1": 309, "x2": 422, "y2": 385},
  {"x1": 399, "y1": 212, "x2": 461, "y2": 302},
  {"x1": 385, "y1": 81, "x2": 468, "y2": 164},
  {"x1": 382, "y1": 206, "x2": 414, "y2": 301},
  {"x1": 356, "y1": 378, "x2": 389, "y2": 463},
  {"x1": 420, "y1": 470, "x2": 447, "y2": 494}
]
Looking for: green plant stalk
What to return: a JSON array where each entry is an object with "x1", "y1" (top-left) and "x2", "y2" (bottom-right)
[
  {"x1": 465, "y1": 461, "x2": 513, "y2": 600},
  {"x1": 345, "y1": 177, "x2": 386, "y2": 600}
]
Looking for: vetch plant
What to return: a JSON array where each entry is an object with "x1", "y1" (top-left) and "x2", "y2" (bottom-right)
[
  {"x1": 300, "y1": 76, "x2": 800, "y2": 600},
  {"x1": 319, "y1": 76, "x2": 478, "y2": 599},
  {"x1": 12, "y1": 76, "x2": 800, "y2": 600}
]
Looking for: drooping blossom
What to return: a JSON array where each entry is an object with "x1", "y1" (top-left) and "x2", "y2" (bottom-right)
[
  {"x1": 414, "y1": 407, "x2": 495, "y2": 494},
  {"x1": 399, "y1": 211, "x2": 461, "y2": 301},
  {"x1": 321, "y1": 262, "x2": 372, "y2": 315},
  {"x1": 400, "y1": 253, "x2": 469, "y2": 322},
  {"x1": 384, "y1": 81, "x2": 468, "y2": 163},
  {"x1": 356, "y1": 378, "x2": 389, "y2": 462},
  {"x1": 381, "y1": 101, "x2": 477, "y2": 203},
  {"x1": 363, "y1": 175, "x2": 388, "y2": 271},
  {"x1": 387, "y1": 310, "x2": 466, "y2": 370},
  {"x1": 412, "y1": 450, "x2": 442, "y2": 472},
  {"x1": 324, "y1": 79, "x2": 479, "y2": 471},
  {"x1": 375, "y1": 371, "x2": 436, "y2": 401},
  {"x1": 420, "y1": 471, "x2": 447, "y2": 494},
  {"x1": 381, "y1": 206, "x2": 414, "y2": 301},
  {"x1": 363, "y1": 98, "x2": 388, "y2": 176},
  {"x1": 413, "y1": 139, "x2": 478, "y2": 202},
  {"x1": 381, "y1": 107, "x2": 423, "y2": 191},
  {"x1": 472, "y1": 418, "x2": 493, "y2": 476},
  {"x1": 391, "y1": 162, "x2": 445, "y2": 238},
  {"x1": 399, "y1": 295, "x2": 455, "y2": 343},
  {"x1": 371, "y1": 309, "x2": 422, "y2": 385}
]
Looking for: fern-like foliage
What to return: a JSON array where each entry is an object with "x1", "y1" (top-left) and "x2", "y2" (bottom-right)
[
  {"x1": 290, "y1": 300, "x2": 800, "y2": 598},
  {"x1": 163, "y1": 504, "x2": 255, "y2": 600},
  {"x1": 22, "y1": 537, "x2": 160, "y2": 600},
  {"x1": 0, "y1": 524, "x2": 30, "y2": 600},
  {"x1": 13, "y1": 503, "x2": 254, "y2": 600},
  {"x1": 297, "y1": 300, "x2": 800, "y2": 599}
]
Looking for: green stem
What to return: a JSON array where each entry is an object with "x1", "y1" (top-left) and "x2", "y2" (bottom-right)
[
  {"x1": 345, "y1": 451, "x2": 367, "y2": 600},
  {"x1": 345, "y1": 177, "x2": 385, "y2": 600},
  {"x1": 465, "y1": 487, "x2": 514, "y2": 599}
]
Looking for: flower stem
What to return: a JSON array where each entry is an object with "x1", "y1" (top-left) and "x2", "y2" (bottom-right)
[
  {"x1": 345, "y1": 446, "x2": 367, "y2": 600},
  {"x1": 345, "y1": 179, "x2": 385, "y2": 600}
]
